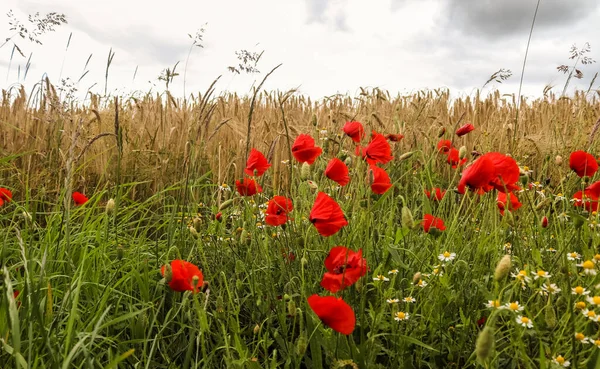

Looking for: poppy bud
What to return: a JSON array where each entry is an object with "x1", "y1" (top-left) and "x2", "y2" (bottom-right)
[
  {"x1": 519, "y1": 174, "x2": 529, "y2": 186},
  {"x1": 541, "y1": 216, "x2": 548, "y2": 228},
  {"x1": 475, "y1": 326, "x2": 495, "y2": 364},
  {"x1": 306, "y1": 180, "x2": 318, "y2": 191},
  {"x1": 117, "y1": 244, "x2": 124, "y2": 261},
  {"x1": 458, "y1": 146, "x2": 467, "y2": 160},
  {"x1": 494, "y1": 255, "x2": 511, "y2": 281},
  {"x1": 21, "y1": 211, "x2": 32, "y2": 224},
  {"x1": 253, "y1": 324, "x2": 261, "y2": 335},
  {"x1": 296, "y1": 334, "x2": 308, "y2": 356},
  {"x1": 287, "y1": 300, "x2": 297, "y2": 317},
  {"x1": 219, "y1": 199, "x2": 234, "y2": 211},
  {"x1": 301, "y1": 256, "x2": 308, "y2": 266},
  {"x1": 555, "y1": 155, "x2": 563, "y2": 165},
  {"x1": 300, "y1": 162, "x2": 311, "y2": 180},
  {"x1": 188, "y1": 226, "x2": 199, "y2": 238},
  {"x1": 545, "y1": 306, "x2": 556, "y2": 328},
  {"x1": 402, "y1": 207, "x2": 415, "y2": 229},
  {"x1": 163, "y1": 264, "x2": 173, "y2": 283},
  {"x1": 437, "y1": 126, "x2": 446, "y2": 137},
  {"x1": 240, "y1": 229, "x2": 250, "y2": 245},
  {"x1": 106, "y1": 198, "x2": 115, "y2": 214},
  {"x1": 214, "y1": 212, "x2": 223, "y2": 222},
  {"x1": 398, "y1": 152, "x2": 414, "y2": 161},
  {"x1": 193, "y1": 216, "x2": 203, "y2": 229},
  {"x1": 412, "y1": 272, "x2": 422, "y2": 284},
  {"x1": 535, "y1": 198, "x2": 550, "y2": 210},
  {"x1": 344, "y1": 156, "x2": 352, "y2": 167}
]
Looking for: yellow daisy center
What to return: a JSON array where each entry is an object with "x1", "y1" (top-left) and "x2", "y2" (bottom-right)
[
  {"x1": 575, "y1": 286, "x2": 584, "y2": 294},
  {"x1": 576, "y1": 301, "x2": 587, "y2": 310},
  {"x1": 575, "y1": 333, "x2": 586, "y2": 341},
  {"x1": 555, "y1": 356, "x2": 565, "y2": 364},
  {"x1": 443, "y1": 251, "x2": 451, "y2": 258},
  {"x1": 492, "y1": 300, "x2": 501, "y2": 308},
  {"x1": 396, "y1": 312, "x2": 406, "y2": 320},
  {"x1": 521, "y1": 317, "x2": 530, "y2": 323},
  {"x1": 587, "y1": 311, "x2": 596, "y2": 318},
  {"x1": 583, "y1": 260, "x2": 595, "y2": 269},
  {"x1": 509, "y1": 302, "x2": 519, "y2": 310},
  {"x1": 537, "y1": 270, "x2": 546, "y2": 277}
]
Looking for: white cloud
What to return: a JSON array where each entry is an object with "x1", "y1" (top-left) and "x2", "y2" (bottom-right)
[{"x1": 0, "y1": 0, "x2": 598, "y2": 100}]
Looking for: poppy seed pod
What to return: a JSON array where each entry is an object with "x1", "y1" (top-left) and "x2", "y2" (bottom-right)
[
  {"x1": 402, "y1": 207, "x2": 415, "y2": 229},
  {"x1": 300, "y1": 162, "x2": 311, "y2": 180},
  {"x1": 106, "y1": 198, "x2": 115, "y2": 214},
  {"x1": 545, "y1": 306, "x2": 557, "y2": 328},
  {"x1": 296, "y1": 334, "x2": 308, "y2": 356},
  {"x1": 398, "y1": 151, "x2": 414, "y2": 161},
  {"x1": 494, "y1": 255, "x2": 511, "y2": 281},
  {"x1": 253, "y1": 324, "x2": 261, "y2": 335},
  {"x1": 475, "y1": 326, "x2": 495, "y2": 364},
  {"x1": 219, "y1": 199, "x2": 234, "y2": 211},
  {"x1": 458, "y1": 146, "x2": 467, "y2": 160}
]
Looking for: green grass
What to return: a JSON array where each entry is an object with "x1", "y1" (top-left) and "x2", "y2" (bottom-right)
[{"x1": 2, "y1": 134, "x2": 600, "y2": 369}]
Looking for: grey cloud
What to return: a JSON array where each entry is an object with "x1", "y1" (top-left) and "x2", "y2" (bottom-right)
[
  {"x1": 446, "y1": 0, "x2": 599, "y2": 39},
  {"x1": 305, "y1": 0, "x2": 329, "y2": 23}
]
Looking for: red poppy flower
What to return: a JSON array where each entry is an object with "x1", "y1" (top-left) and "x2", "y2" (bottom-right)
[
  {"x1": 325, "y1": 158, "x2": 350, "y2": 186},
  {"x1": 477, "y1": 316, "x2": 487, "y2": 327},
  {"x1": 292, "y1": 134, "x2": 322, "y2": 164},
  {"x1": 161, "y1": 259, "x2": 204, "y2": 292},
  {"x1": 446, "y1": 147, "x2": 467, "y2": 168},
  {"x1": 370, "y1": 165, "x2": 392, "y2": 194},
  {"x1": 235, "y1": 178, "x2": 262, "y2": 196},
  {"x1": 307, "y1": 294, "x2": 356, "y2": 335},
  {"x1": 437, "y1": 139, "x2": 452, "y2": 154},
  {"x1": 569, "y1": 151, "x2": 598, "y2": 178},
  {"x1": 320, "y1": 246, "x2": 367, "y2": 293},
  {"x1": 245, "y1": 148, "x2": 271, "y2": 177},
  {"x1": 497, "y1": 191, "x2": 522, "y2": 215},
  {"x1": 265, "y1": 196, "x2": 293, "y2": 226},
  {"x1": 573, "y1": 189, "x2": 600, "y2": 212},
  {"x1": 309, "y1": 192, "x2": 348, "y2": 237},
  {"x1": 215, "y1": 212, "x2": 223, "y2": 221},
  {"x1": 425, "y1": 188, "x2": 446, "y2": 201},
  {"x1": 541, "y1": 216, "x2": 548, "y2": 228},
  {"x1": 385, "y1": 133, "x2": 404, "y2": 142},
  {"x1": 423, "y1": 214, "x2": 446, "y2": 233},
  {"x1": 342, "y1": 121, "x2": 365, "y2": 143},
  {"x1": 0, "y1": 187, "x2": 12, "y2": 207},
  {"x1": 72, "y1": 191, "x2": 88, "y2": 206},
  {"x1": 456, "y1": 123, "x2": 475, "y2": 137},
  {"x1": 362, "y1": 131, "x2": 393, "y2": 165},
  {"x1": 457, "y1": 152, "x2": 520, "y2": 194}
]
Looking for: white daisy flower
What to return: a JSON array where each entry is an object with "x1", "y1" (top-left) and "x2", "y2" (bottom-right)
[
  {"x1": 552, "y1": 355, "x2": 570, "y2": 367},
  {"x1": 373, "y1": 275, "x2": 390, "y2": 282},
  {"x1": 438, "y1": 251, "x2": 456, "y2": 263},
  {"x1": 515, "y1": 315, "x2": 533, "y2": 328},
  {"x1": 394, "y1": 311, "x2": 409, "y2": 321}
]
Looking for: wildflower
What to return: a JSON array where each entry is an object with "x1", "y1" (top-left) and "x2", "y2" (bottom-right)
[
  {"x1": 578, "y1": 260, "x2": 597, "y2": 275},
  {"x1": 456, "y1": 123, "x2": 475, "y2": 137},
  {"x1": 0, "y1": 187, "x2": 12, "y2": 206},
  {"x1": 594, "y1": 339, "x2": 600, "y2": 348},
  {"x1": 72, "y1": 191, "x2": 88, "y2": 205},
  {"x1": 292, "y1": 134, "x2": 322, "y2": 164},
  {"x1": 307, "y1": 294, "x2": 355, "y2": 335},
  {"x1": 325, "y1": 158, "x2": 350, "y2": 186},
  {"x1": 320, "y1": 246, "x2": 367, "y2": 293},
  {"x1": 552, "y1": 355, "x2": 570, "y2": 367},
  {"x1": 485, "y1": 300, "x2": 502, "y2": 309},
  {"x1": 161, "y1": 260, "x2": 204, "y2": 293},
  {"x1": 515, "y1": 315, "x2": 533, "y2": 328},
  {"x1": 457, "y1": 152, "x2": 520, "y2": 194},
  {"x1": 424, "y1": 187, "x2": 446, "y2": 201},
  {"x1": 385, "y1": 133, "x2": 404, "y2": 142},
  {"x1": 362, "y1": 132, "x2": 393, "y2": 165},
  {"x1": 423, "y1": 214, "x2": 446, "y2": 233},
  {"x1": 572, "y1": 181, "x2": 600, "y2": 212},
  {"x1": 218, "y1": 183, "x2": 231, "y2": 192},
  {"x1": 595, "y1": 254, "x2": 600, "y2": 262},
  {"x1": 386, "y1": 298, "x2": 400, "y2": 304},
  {"x1": 567, "y1": 252, "x2": 582, "y2": 261},
  {"x1": 572, "y1": 286, "x2": 590, "y2": 295},
  {"x1": 416, "y1": 279, "x2": 428, "y2": 288},
  {"x1": 575, "y1": 332, "x2": 590, "y2": 343},
  {"x1": 373, "y1": 274, "x2": 390, "y2": 282},
  {"x1": 394, "y1": 311, "x2": 409, "y2": 321},
  {"x1": 569, "y1": 150, "x2": 598, "y2": 178},
  {"x1": 533, "y1": 270, "x2": 551, "y2": 280},
  {"x1": 235, "y1": 178, "x2": 262, "y2": 196},
  {"x1": 245, "y1": 148, "x2": 271, "y2": 176},
  {"x1": 504, "y1": 301, "x2": 524, "y2": 312},
  {"x1": 438, "y1": 251, "x2": 456, "y2": 262},
  {"x1": 583, "y1": 309, "x2": 599, "y2": 321},
  {"x1": 370, "y1": 165, "x2": 392, "y2": 194},
  {"x1": 511, "y1": 269, "x2": 531, "y2": 284},
  {"x1": 436, "y1": 139, "x2": 452, "y2": 154},
  {"x1": 309, "y1": 192, "x2": 348, "y2": 237},
  {"x1": 497, "y1": 191, "x2": 522, "y2": 215},
  {"x1": 587, "y1": 296, "x2": 600, "y2": 305},
  {"x1": 403, "y1": 297, "x2": 416, "y2": 303},
  {"x1": 265, "y1": 196, "x2": 293, "y2": 226},
  {"x1": 546, "y1": 247, "x2": 557, "y2": 253},
  {"x1": 446, "y1": 147, "x2": 467, "y2": 168},
  {"x1": 541, "y1": 283, "x2": 561, "y2": 295},
  {"x1": 388, "y1": 269, "x2": 399, "y2": 275},
  {"x1": 342, "y1": 121, "x2": 365, "y2": 143},
  {"x1": 432, "y1": 267, "x2": 443, "y2": 276},
  {"x1": 575, "y1": 301, "x2": 587, "y2": 310}
]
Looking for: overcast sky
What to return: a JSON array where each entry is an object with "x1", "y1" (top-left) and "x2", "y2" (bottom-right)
[{"x1": 0, "y1": 0, "x2": 598, "y2": 100}]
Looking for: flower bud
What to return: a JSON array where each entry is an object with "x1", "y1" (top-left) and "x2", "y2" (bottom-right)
[
  {"x1": 214, "y1": 212, "x2": 223, "y2": 222},
  {"x1": 219, "y1": 199, "x2": 234, "y2": 211},
  {"x1": 475, "y1": 326, "x2": 495, "y2": 364},
  {"x1": 188, "y1": 226, "x2": 199, "y2": 238},
  {"x1": 494, "y1": 255, "x2": 511, "y2": 281},
  {"x1": 344, "y1": 156, "x2": 352, "y2": 167},
  {"x1": 106, "y1": 198, "x2": 115, "y2": 214},
  {"x1": 296, "y1": 334, "x2": 308, "y2": 356},
  {"x1": 398, "y1": 151, "x2": 414, "y2": 161},
  {"x1": 555, "y1": 155, "x2": 563, "y2": 165},
  {"x1": 412, "y1": 272, "x2": 422, "y2": 284},
  {"x1": 458, "y1": 146, "x2": 467, "y2": 160},
  {"x1": 437, "y1": 126, "x2": 446, "y2": 137},
  {"x1": 192, "y1": 216, "x2": 202, "y2": 230},
  {"x1": 300, "y1": 162, "x2": 311, "y2": 180},
  {"x1": 402, "y1": 207, "x2": 415, "y2": 229},
  {"x1": 253, "y1": 324, "x2": 261, "y2": 335},
  {"x1": 287, "y1": 300, "x2": 297, "y2": 317},
  {"x1": 545, "y1": 306, "x2": 557, "y2": 328},
  {"x1": 541, "y1": 216, "x2": 548, "y2": 228},
  {"x1": 306, "y1": 180, "x2": 318, "y2": 191}
]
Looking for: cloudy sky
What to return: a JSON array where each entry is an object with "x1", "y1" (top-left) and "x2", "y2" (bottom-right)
[{"x1": 0, "y1": 0, "x2": 598, "y2": 100}]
